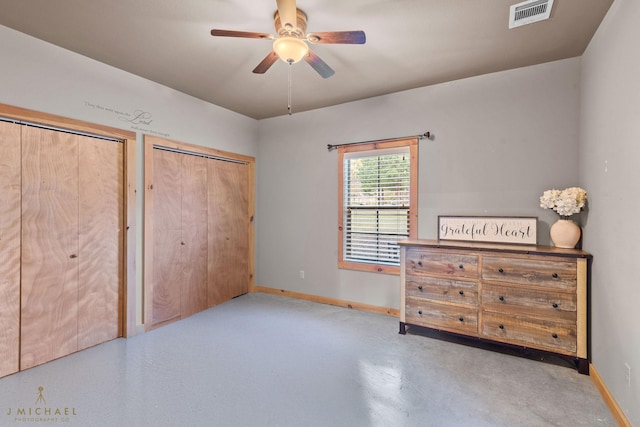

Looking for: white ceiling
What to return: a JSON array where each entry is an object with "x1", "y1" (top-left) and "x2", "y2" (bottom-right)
[{"x1": 0, "y1": 0, "x2": 613, "y2": 119}]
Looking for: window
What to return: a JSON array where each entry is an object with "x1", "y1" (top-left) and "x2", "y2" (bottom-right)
[{"x1": 338, "y1": 138, "x2": 418, "y2": 274}]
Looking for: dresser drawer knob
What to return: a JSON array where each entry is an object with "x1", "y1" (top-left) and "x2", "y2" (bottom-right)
[
  {"x1": 418, "y1": 310, "x2": 423, "y2": 315},
  {"x1": 418, "y1": 285, "x2": 423, "y2": 291},
  {"x1": 552, "y1": 303, "x2": 559, "y2": 308},
  {"x1": 458, "y1": 264, "x2": 464, "y2": 269},
  {"x1": 498, "y1": 268, "x2": 504, "y2": 273},
  {"x1": 499, "y1": 296, "x2": 505, "y2": 302},
  {"x1": 458, "y1": 317, "x2": 464, "y2": 322},
  {"x1": 499, "y1": 324, "x2": 504, "y2": 330},
  {"x1": 552, "y1": 333, "x2": 558, "y2": 339},
  {"x1": 459, "y1": 290, "x2": 464, "y2": 296},
  {"x1": 418, "y1": 261, "x2": 423, "y2": 267},
  {"x1": 552, "y1": 273, "x2": 559, "y2": 278}
]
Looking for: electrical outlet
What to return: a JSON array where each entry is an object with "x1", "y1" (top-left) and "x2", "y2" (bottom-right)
[
  {"x1": 299, "y1": 270, "x2": 305, "y2": 279},
  {"x1": 625, "y1": 363, "x2": 631, "y2": 388}
]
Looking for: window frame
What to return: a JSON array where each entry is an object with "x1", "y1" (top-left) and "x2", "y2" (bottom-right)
[{"x1": 338, "y1": 137, "x2": 418, "y2": 275}]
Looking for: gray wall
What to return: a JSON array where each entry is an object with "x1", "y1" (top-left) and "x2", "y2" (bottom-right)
[
  {"x1": 0, "y1": 26, "x2": 257, "y2": 157},
  {"x1": 580, "y1": 0, "x2": 640, "y2": 422},
  {"x1": 2, "y1": 3, "x2": 638, "y2": 421},
  {"x1": 0, "y1": 25, "x2": 259, "y2": 325},
  {"x1": 256, "y1": 57, "x2": 581, "y2": 309}
]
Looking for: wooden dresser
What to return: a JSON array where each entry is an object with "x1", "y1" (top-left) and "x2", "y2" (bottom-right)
[{"x1": 398, "y1": 239, "x2": 591, "y2": 374}]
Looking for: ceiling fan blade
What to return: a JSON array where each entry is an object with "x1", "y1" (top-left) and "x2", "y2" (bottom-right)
[
  {"x1": 253, "y1": 51, "x2": 279, "y2": 74},
  {"x1": 276, "y1": 0, "x2": 298, "y2": 30},
  {"x1": 211, "y1": 29, "x2": 274, "y2": 40},
  {"x1": 307, "y1": 31, "x2": 366, "y2": 44},
  {"x1": 304, "y1": 50, "x2": 335, "y2": 79}
]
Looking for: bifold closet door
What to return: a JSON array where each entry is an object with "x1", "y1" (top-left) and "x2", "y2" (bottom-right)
[
  {"x1": 77, "y1": 137, "x2": 123, "y2": 350},
  {"x1": 150, "y1": 148, "x2": 183, "y2": 327},
  {"x1": 181, "y1": 154, "x2": 209, "y2": 318},
  {"x1": 148, "y1": 144, "x2": 251, "y2": 329},
  {"x1": 208, "y1": 160, "x2": 249, "y2": 305},
  {"x1": 21, "y1": 127, "x2": 80, "y2": 370},
  {"x1": 150, "y1": 149, "x2": 209, "y2": 326},
  {"x1": 20, "y1": 127, "x2": 122, "y2": 369},
  {"x1": 0, "y1": 122, "x2": 21, "y2": 377}
]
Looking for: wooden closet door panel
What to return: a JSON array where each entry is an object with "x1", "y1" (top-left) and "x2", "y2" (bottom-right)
[
  {"x1": 181, "y1": 154, "x2": 209, "y2": 317},
  {"x1": 150, "y1": 149, "x2": 183, "y2": 326},
  {"x1": 21, "y1": 127, "x2": 79, "y2": 370},
  {"x1": 78, "y1": 137, "x2": 123, "y2": 350},
  {"x1": 0, "y1": 122, "x2": 21, "y2": 377},
  {"x1": 208, "y1": 161, "x2": 249, "y2": 305}
]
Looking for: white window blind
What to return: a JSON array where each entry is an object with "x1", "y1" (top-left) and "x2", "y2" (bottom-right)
[{"x1": 343, "y1": 148, "x2": 410, "y2": 266}]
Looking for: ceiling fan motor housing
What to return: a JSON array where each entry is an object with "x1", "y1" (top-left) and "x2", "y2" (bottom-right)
[{"x1": 274, "y1": 8, "x2": 307, "y2": 38}]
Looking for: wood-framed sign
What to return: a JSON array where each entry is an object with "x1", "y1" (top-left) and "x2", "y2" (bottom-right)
[{"x1": 438, "y1": 216, "x2": 537, "y2": 245}]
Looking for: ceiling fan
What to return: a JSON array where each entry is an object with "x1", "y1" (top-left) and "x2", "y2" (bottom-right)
[{"x1": 210, "y1": 0, "x2": 366, "y2": 79}]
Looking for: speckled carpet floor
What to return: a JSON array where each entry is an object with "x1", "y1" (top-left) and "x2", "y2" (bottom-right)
[{"x1": 0, "y1": 293, "x2": 615, "y2": 426}]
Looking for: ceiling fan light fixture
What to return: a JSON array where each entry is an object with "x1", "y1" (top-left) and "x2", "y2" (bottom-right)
[{"x1": 273, "y1": 37, "x2": 309, "y2": 63}]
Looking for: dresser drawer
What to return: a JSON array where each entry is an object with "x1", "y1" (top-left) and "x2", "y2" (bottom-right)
[
  {"x1": 406, "y1": 275, "x2": 478, "y2": 306},
  {"x1": 482, "y1": 256, "x2": 576, "y2": 291},
  {"x1": 405, "y1": 297, "x2": 478, "y2": 335},
  {"x1": 406, "y1": 249, "x2": 478, "y2": 279},
  {"x1": 481, "y1": 312, "x2": 576, "y2": 355},
  {"x1": 482, "y1": 284, "x2": 576, "y2": 322}
]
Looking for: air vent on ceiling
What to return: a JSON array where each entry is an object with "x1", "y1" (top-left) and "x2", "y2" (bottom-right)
[{"x1": 509, "y1": 0, "x2": 554, "y2": 29}]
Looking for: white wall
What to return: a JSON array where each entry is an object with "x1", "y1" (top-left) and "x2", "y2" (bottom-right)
[
  {"x1": 0, "y1": 25, "x2": 259, "y2": 326},
  {"x1": 256, "y1": 57, "x2": 581, "y2": 309},
  {"x1": 580, "y1": 0, "x2": 640, "y2": 423}
]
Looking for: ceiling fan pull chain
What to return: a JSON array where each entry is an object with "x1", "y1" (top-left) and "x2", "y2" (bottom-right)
[{"x1": 287, "y1": 61, "x2": 293, "y2": 115}]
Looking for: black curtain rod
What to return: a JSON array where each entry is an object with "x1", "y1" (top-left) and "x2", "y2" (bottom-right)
[{"x1": 327, "y1": 131, "x2": 432, "y2": 151}]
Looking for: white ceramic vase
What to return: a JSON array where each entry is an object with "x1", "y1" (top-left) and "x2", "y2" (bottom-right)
[{"x1": 550, "y1": 219, "x2": 581, "y2": 249}]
